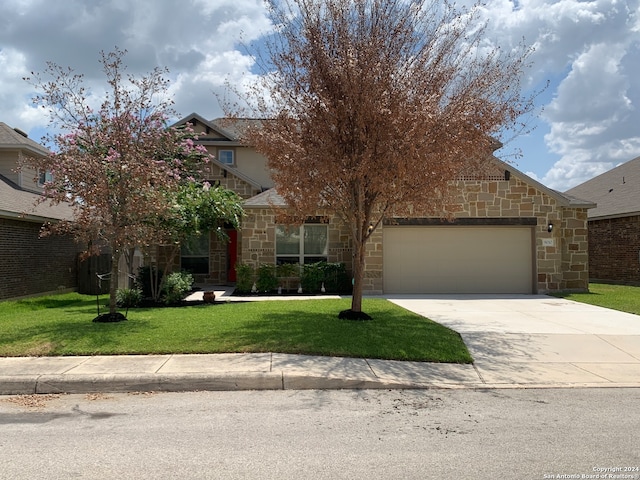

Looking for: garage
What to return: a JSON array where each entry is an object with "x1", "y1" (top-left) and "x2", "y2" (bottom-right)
[{"x1": 383, "y1": 226, "x2": 534, "y2": 294}]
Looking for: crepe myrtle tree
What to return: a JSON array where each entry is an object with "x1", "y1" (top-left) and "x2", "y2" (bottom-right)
[
  {"x1": 23, "y1": 48, "x2": 215, "y2": 322},
  {"x1": 235, "y1": 0, "x2": 537, "y2": 319},
  {"x1": 146, "y1": 181, "x2": 245, "y2": 303}
]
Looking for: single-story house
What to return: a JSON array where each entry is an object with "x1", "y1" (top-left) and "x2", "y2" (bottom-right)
[
  {"x1": 173, "y1": 113, "x2": 595, "y2": 294},
  {"x1": 565, "y1": 156, "x2": 640, "y2": 285},
  {"x1": 0, "y1": 122, "x2": 79, "y2": 300}
]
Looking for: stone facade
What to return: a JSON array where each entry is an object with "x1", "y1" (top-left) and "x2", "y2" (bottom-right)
[
  {"x1": 457, "y1": 177, "x2": 589, "y2": 292},
  {"x1": 588, "y1": 215, "x2": 640, "y2": 285},
  {"x1": 205, "y1": 163, "x2": 262, "y2": 200},
  {"x1": 241, "y1": 208, "x2": 353, "y2": 270},
  {"x1": 178, "y1": 114, "x2": 592, "y2": 293},
  {"x1": 240, "y1": 175, "x2": 591, "y2": 294}
]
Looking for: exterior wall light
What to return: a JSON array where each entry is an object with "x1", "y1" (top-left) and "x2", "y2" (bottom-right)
[{"x1": 547, "y1": 223, "x2": 553, "y2": 233}]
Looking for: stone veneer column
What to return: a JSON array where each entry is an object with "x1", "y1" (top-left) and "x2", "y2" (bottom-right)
[{"x1": 559, "y1": 207, "x2": 589, "y2": 290}]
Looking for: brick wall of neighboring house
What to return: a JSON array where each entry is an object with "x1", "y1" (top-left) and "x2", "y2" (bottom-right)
[
  {"x1": 241, "y1": 176, "x2": 591, "y2": 294},
  {"x1": 588, "y1": 215, "x2": 640, "y2": 285},
  {"x1": 0, "y1": 218, "x2": 79, "y2": 300}
]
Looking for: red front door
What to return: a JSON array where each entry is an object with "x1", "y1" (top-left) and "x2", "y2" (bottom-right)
[{"x1": 227, "y1": 229, "x2": 238, "y2": 282}]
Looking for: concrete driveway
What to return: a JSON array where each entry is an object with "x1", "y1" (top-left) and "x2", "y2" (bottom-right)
[{"x1": 386, "y1": 294, "x2": 640, "y2": 387}]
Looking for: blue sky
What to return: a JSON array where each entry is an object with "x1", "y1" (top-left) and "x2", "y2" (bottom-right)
[{"x1": 1, "y1": 0, "x2": 639, "y2": 191}]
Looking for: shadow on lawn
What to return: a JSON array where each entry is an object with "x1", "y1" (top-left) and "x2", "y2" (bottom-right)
[
  {"x1": 1, "y1": 315, "x2": 153, "y2": 356},
  {"x1": 17, "y1": 295, "x2": 96, "y2": 310},
  {"x1": 232, "y1": 307, "x2": 471, "y2": 363}
]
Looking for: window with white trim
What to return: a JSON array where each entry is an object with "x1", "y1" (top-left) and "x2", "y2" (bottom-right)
[
  {"x1": 276, "y1": 224, "x2": 328, "y2": 265},
  {"x1": 217, "y1": 149, "x2": 235, "y2": 165}
]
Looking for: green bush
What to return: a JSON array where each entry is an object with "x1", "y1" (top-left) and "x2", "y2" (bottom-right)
[
  {"x1": 162, "y1": 271, "x2": 194, "y2": 305},
  {"x1": 276, "y1": 262, "x2": 300, "y2": 278},
  {"x1": 256, "y1": 264, "x2": 278, "y2": 293},
  {"x1": 116, "y1": 288, "x2": 142, "y2": 308},
  {"x1": 301, "y1": 262, "x2": 324, "y2": 292},
  {"x1": 301, "y1": 261, "x2": 351, "y2": 293},
  {"x1": 235, "y1": 263, "x2": 254, "y2": 293},
  {"x1": 322, "y1": 262, "x2": 352, "y2": 293}
]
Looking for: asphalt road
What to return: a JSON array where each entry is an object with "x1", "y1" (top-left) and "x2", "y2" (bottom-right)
[{"x1": 1, "y1": 388, "x2": 639, "y2": 479}]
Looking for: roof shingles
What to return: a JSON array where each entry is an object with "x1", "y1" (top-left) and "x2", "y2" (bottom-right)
[
  {"x1": 565, "y1": 156, "x2": 640, "y2": 219},
  {"x1": 0, "y1": 122, "x2": 49, "y2": 156},
  {"x1": 0, "y1": 174, "x2": 74, "y2": 221}
]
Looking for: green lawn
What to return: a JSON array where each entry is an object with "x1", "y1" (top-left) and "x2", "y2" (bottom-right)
[
  {"x1": 0, "y1": 293, "x2": 472, "y2": 363},
  {"x1": 553, "y1": 283, "x2": 640, "y2": 315}
]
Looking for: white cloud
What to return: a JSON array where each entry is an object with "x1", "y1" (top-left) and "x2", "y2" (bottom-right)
[
  {"x1": 0, "y1": 48, "x2": 48, "y2": 130},
  {"x1": 2, "y1": 0, "x2": 640, "y2": 192},
  {"x1": 0, "y1": 0, "x2": 271, "y2": 132},
  {"x1": 474, "y1": 0, "x2": 640, "y2": 190}
]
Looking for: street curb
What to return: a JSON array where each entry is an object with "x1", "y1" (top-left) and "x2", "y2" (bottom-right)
[
  {"x1": 0, "y1": 373, "x2": 283, "y2": 395},
  {"x1": 2, "y1": 374, "x2": 640, "y2": 396}
]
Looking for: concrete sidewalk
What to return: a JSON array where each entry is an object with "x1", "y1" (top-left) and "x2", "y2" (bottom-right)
[
  {"x1": 1, "y1": 293, "x2": 639, "y2": 395},
  {"x1": 0, "y1": 353, "x2": 483, "y2": 395}
]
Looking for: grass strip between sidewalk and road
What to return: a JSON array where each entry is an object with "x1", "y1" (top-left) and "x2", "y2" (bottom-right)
[
  {"x1": 553, "y1": 282, "x2": 640, "y2": 315},
  {"x1": 0, "y1": 293, "x2": 472, "y2": 363}
]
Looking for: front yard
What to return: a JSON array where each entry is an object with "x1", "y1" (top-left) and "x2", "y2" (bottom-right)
[
  {"x1": 554, "y1": 282, "x2": 640, "y2": 315},
  {"x1": 0, "y1": 293, "x2": 472, "y2": 363}
]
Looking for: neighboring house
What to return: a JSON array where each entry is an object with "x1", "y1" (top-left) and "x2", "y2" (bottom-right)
[
  {"x1": 0, "y1": 122, "x2": 79, "y2": 300},
  {"x1": 175, "y1": 113, "x2": 595, "y2": 294},
  {"x1": 565, "y1": 156, "x2": 640, "y2": 285}
]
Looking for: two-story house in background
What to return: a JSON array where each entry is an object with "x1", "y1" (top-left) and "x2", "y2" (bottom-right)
[
  {"x1": 175, "y1": 113, "x2": 595, "y2": 295},
  {"x1": 0, "y1": 114, "x2": 596, "y2": 299},
  {"x1": 0, "y1": 122, "x2": 78, "y2": 300}
]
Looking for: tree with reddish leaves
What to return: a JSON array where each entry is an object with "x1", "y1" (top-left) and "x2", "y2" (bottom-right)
[
  {"x1": 237, "y1": 0, "x2": 536, "y2": 318},
  {"x1": 24, "y1": 48, "x2": 213, "y2": 321}
]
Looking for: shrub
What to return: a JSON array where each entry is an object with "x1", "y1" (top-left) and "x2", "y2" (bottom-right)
[
  {"x1": 322, "y1": 262, "x2": 352, "y2": 293},
  {"x1": 116, "y1": 288, "x2": 142, "y2": 308},
  {"x1": 256, "y1": 264, "x2": 278, "y2": 293},
  {"x1": 235, "y1": 263, "x2": 254, "y2": 294},
  {"x1": 276, "y1": 262, "x2": 300, "y2": 278},
  {"x1": 301, "y1": 261, "x2": 351, "y2": 293},
  {"x1": 301, "y1": 262, "x2": 323, "y2": 292},
  {"x1": 162, "y1": 271, "x2": 194, "y2": 305},
  {"x1": 276, "y1": 262, "x2": 300, "y2": 292}
]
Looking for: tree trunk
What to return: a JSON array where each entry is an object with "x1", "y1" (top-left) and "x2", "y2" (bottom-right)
[
  {"x1": 351, "y1": 239, "x2": 366, "y2": 313},
  {"x1": 109, "y1": 251, "x2": 119, "y2": 314}
]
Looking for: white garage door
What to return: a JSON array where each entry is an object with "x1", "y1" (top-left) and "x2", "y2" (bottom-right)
[{"x1": 383, "y1": 226, "x2": 534, "y2": 294}]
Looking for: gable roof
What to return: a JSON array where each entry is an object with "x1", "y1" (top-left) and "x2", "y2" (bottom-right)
[
  {"x1": 0, "y1": 122, "x2": 49, "y2": 156},
  {"x1": 172, "y1": 113, "x2": 244, "y2": 145},
  {"x1": 565, "y1": 156, "x2": 640, "y2": 219},
  {"x1": 174, "y1": 114, "x2": 593, "y2": 210},
  {"x1": 0, "y1": 174, "x2": 74, "y2": 222},
  {"x1": 243, "y1": 188, "x2": 287, "y2": 207},
  {"x1": 171, "y1": 114, "x2": 264, "y2": 191}
]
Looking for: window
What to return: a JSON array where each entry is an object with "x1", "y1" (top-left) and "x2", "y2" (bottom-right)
[
  {"x1": 181, "y1": 234, "x2": 210, "y2": 274},
  {"x1": 38, "y1": 170, "x2": 53, "y2": 185},
  {"x1": 276, "y1": 224, "x2": 328, "y2": 265},
  {"x1": 218, "y1": 149, "x2": 234, "y2": 165}
]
